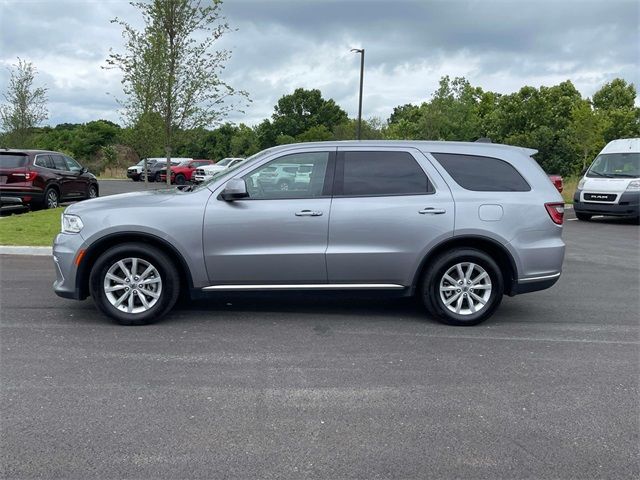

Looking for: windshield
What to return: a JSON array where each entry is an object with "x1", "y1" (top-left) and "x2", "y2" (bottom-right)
[
  {"x1": 178, "y1": 161, "x2": 191, "y2": 167},
  {"x1": 217, "y1": 158, "x2": 233, "y2": 166},
  {"x1": 193, "y1": 149, "x2": 274, "y2": 191},
  {"x1": 587, "y1": 153, "x2": 640, "y2": 178}
]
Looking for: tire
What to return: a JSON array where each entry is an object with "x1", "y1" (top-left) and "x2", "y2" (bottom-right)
[
  {"x1": 155, "y1": 173, "x2": 163, "y2": 182},
  {"x1": 89, "y1": 243, "x2": 180, "y2": 325},
  {"x1": 575, "y1": 212, "x2": 592, "y2": 221},
  {"x1": 175, "y1": 174, "x2": 186, "y2": 185},
  {"x1": 421, "y1": 248, "x2": 504, "y2": 326},
  {"x1": 87, "y1": 184, "x2": 98, "y2": 200},
  {"x1": 42, "y1": 187, "x2": 60, "y2": 209},
  {"x1": 132, "y1": 176, "x2": 140, "y2": 182}
]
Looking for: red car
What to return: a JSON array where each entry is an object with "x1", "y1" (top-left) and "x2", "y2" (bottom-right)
[
  {"x1": 548, "y1": 174, "x2": 563, "y2": 193},
  {"x1": 159, "y1": 159, "x2": 213, "y2": 185}
]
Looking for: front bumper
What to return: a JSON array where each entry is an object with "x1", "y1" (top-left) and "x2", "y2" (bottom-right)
[
  {"x1": 574, "y1": 190, "x2": 639, "y2": 217},
  {"x1": 52, "y1": 232, "x2": 86, "y2": 300},
  {"x1": 126, "y1": 170, "x2": 141, "y2": 179}
]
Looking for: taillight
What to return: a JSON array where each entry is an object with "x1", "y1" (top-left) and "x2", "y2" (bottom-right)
[
  {"x1": 545, "y1": 202, "x2": 564, "y2": 225},
  {"x1": 25, "y1": 171, "x2": 37, "y2": 181}
]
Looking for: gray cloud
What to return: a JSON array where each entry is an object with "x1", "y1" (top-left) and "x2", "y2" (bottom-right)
[{"x1": 1, "y1": 0, "x2": 638, "y2": 127}]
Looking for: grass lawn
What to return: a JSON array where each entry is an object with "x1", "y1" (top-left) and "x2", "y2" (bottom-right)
[{"x1": 0, "y1": 208, "x2": 63, "y2": 246}]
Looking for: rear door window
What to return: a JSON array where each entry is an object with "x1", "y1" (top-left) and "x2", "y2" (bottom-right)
[
  {"x1": 337, "y1": 151, "x2": 432, "y2": 196},
  {"x1": 51, "y1": 155, "x2": 69, "y2": 171},
  {"x1": 432, "y1": 153, "x2": 530, "y2": 191},
  {"x1": 0, "y1": 154, "x2": 28, "y2": 168}
]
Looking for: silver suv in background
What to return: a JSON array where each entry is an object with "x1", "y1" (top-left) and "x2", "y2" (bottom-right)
[{"x1": 53, "y1": 141, "x2": 565, "y2": 326}]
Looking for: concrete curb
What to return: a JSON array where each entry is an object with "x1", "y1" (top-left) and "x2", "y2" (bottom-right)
[{"x1": 0, "y1": 246, "x2": 52, "y2": 256}]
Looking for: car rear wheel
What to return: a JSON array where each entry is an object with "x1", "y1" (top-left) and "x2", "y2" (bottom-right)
[
  {"x1": 43, "y1": 187, "x2": 60, "y2": 209},
  {"x1": 89, "y1": 243, "x2": 180, "y2": 325},
  {"x1": 154, "y1": 172, "x2": 162, "y2": 182},
  {"x1": 175, "y1": 174, "x2": 186, "y2": 185},
  {"x1": 575, "y1": 212, "x2": 592, "y2": 221},
  {"x1": 421, "y1": 248, "x2": 504, "y2": 326}
]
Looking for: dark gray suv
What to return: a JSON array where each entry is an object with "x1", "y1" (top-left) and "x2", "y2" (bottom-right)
[{"x1": 53, "y1": 141, "x2": 565, "y2": 326}]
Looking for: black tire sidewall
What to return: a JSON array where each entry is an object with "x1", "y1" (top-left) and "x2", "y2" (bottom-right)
[
  {"x1": 87, "y1": 184, "x2": 98, "y2": 199},
  {"x1": 89, "y1": 243, "x2": 180, "y2": 325},
  {"x1": 175, "y1": 174, "x2": 185, "y2": 185},
  {"x1": 422, "y1": 248, "x2": 504, "y2": 326}
]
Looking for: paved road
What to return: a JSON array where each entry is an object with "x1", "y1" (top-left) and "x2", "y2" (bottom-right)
[{"x1": 0, "y1": 216, "x2": 638, "y2": 479}]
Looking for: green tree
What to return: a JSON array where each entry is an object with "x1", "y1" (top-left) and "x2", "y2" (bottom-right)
[
  {"x1": 271, "y1": 88, "x2": 348, "y2": 138},
  {"x1": 568, "y1": 101, "x2": 606, "y2": 170},
  {"x1": 107, "y1": 0, "x2": 248, "y2": 185},
  {"x1": 592, "y1": 79, "x2": 640, "y2": 141},
  {"x1": 0, "y1": 58, "x2": 48, "y2": 147},
  {"x1": 230, "y1": 123, "x2": 260, "y2": 157}
]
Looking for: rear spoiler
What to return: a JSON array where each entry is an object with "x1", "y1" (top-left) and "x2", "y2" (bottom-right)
[{"x1": 474, "y1": 137, "x2": 538, "y2": 157}]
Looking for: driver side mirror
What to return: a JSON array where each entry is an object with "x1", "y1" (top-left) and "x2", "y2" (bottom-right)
[
  {"x1": 79, "y1": 166, "x2": 87, "y2": 174},
  {"x1": 220, "y1": 178, "x2": 249, "y2": 201}
]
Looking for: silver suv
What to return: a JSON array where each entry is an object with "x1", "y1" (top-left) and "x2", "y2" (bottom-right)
[{"x1": 53, "y1": 141, "x2": 565, "y2": 326}]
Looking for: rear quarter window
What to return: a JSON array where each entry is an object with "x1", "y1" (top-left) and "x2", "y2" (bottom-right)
[
  {"x1": 0, "y1": 154, "x2": 28, "y2": 168},
  {"x1": 432, "y1": 153, "x2": 530, "y2": 192}
]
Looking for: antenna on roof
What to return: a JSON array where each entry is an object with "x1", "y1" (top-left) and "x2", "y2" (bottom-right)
[{"x1": 475, "y1": 137, "x2": 492, "y2": 143}]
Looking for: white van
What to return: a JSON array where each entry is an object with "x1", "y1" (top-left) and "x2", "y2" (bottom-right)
[{"x1": 573, "y1": 138, "x2": 639, "y2": 221}]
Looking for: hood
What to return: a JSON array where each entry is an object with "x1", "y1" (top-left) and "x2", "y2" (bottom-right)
[
  {"x1": 65, "y1": 189, "x2": 176, "y2": 214},
  {"x1": 582, "y1": 177, "x2": 636, "y2": 193}
]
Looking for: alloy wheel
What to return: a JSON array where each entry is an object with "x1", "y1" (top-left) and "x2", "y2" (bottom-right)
[
  {"x1": 103, "y1": 257, "x2": 162, "y2": 314},
  {"x1": 438, "y1": 262, "x2": 492, "y2": 315},
  {"x1": 47, "y1": 190, "x2": 59, "y2": 209}
]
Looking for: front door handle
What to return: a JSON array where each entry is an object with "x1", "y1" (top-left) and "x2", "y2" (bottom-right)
[
  {"x1": 419, "y1": 207, "x2": 446, "y2": 215},
  {"x1": 295, "y1": 210, "x2": 323, "y2": 217}
]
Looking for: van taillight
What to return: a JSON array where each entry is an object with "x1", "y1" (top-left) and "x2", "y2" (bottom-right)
[{"x1": 545, "y1": 202, "x2": 564, "y2": 225}]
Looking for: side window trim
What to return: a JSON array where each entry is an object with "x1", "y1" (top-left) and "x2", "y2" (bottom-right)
[{"x1": 333, "y1": 149, "x2": 436, "y2": 198}]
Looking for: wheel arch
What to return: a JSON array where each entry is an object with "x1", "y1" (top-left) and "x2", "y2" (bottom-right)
[
  {"x1": 76, "y1": 232, "x2": 193, "y2": 300},
  {"x1": 412, "y1": 235, "x2": 518, "y2": 296}
]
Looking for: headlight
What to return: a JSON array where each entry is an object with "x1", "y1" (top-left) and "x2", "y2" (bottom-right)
[
  {"x1": 577, "y1": 178, "x2": 586, "y2": 190},
  {"x1": 61, "y1": 214, "x2": 84, "y2": 234},
  {"x1": 625, "y1": 180, "x2": 640, "y2": 191}
]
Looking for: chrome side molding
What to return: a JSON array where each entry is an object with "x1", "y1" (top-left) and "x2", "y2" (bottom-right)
[{"x1": 202, "y1": 283, "x2": 406, "y2": 291}]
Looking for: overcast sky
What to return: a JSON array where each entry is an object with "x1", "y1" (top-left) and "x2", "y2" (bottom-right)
[{"x1": 1, "y1": 0, "x2": 638, "y2": 128}]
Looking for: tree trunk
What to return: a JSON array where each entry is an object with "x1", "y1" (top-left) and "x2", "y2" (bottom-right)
[
  {"x1": 143, "y1": 157, "x2": 148, "y2": 189},
  {"x1": 165, "y1": 145, "x2": 172, "y2": 187}
]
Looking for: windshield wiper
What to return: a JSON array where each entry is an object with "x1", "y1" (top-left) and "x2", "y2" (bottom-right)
[
  {"x1": 610, "y1": 173, "x2": 638, "y2": 178},
  {"x1": 588, "y1": 171, "x2": 613, "y2": 178}
]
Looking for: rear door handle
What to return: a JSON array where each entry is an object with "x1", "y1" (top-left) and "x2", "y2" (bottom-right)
[
  {"x1": 419, "y1": 207, "x2": 446, "y2": 215},
  {"x1": 295, "y1": 210, "x2": 323, "y2": 217}
]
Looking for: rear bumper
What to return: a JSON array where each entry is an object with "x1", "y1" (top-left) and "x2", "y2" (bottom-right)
[
  {"x1": 574, "y1": 191, "x2": 639, "y2": 217},
  {"x1": 511, "y1": 272, "x2": 561, "y2": 295},
  {"x1": 0, "y1": 188, "x2": 43, "y2": 206}
]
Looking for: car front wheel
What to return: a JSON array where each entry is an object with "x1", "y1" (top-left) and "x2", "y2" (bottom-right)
[
  {"x1": 87, "y1": 184, "x2": 98, "y2": 200},
  {"x1": 89, "y1": 243, "x2": 180, "y2": 325},
  {"x1": 421, "y1": 248, "x2": 504, "y2": 326}
]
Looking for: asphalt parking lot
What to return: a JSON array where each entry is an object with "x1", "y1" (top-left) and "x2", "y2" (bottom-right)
[{"x1": 1, "y1": 208, "x2": 639, "y2": 478}]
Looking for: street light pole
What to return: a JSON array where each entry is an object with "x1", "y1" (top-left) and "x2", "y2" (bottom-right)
[{"x1": 351, "y1": 48, "x2": 364, "y2": 140}]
